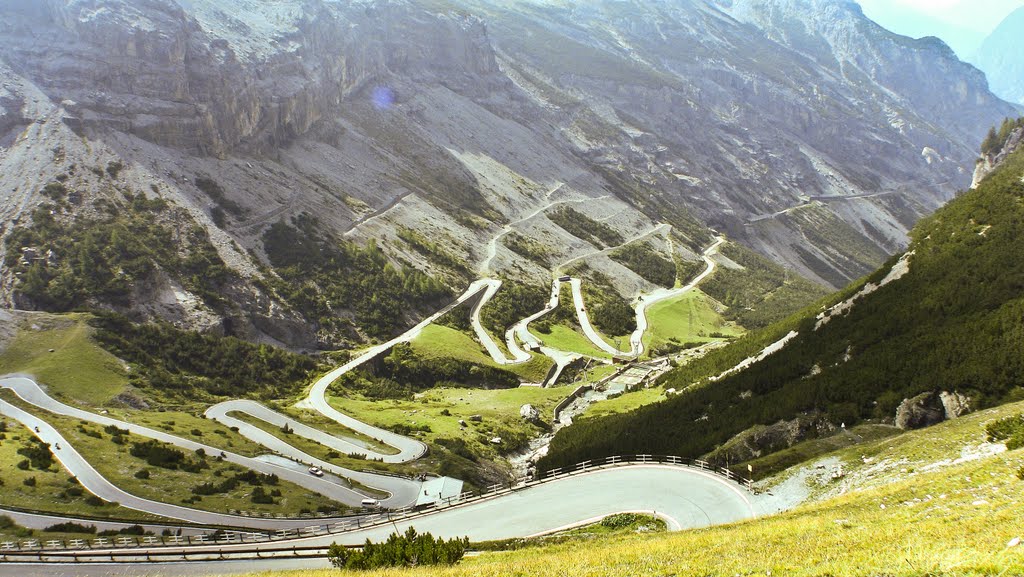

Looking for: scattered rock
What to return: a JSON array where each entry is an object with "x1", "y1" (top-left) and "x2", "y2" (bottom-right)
[
  {"x1": 519, "y1": 404, "x2": 540, "y2": 422},
  {"x1": 1008, "y1": 537, "x2": 1021, "y2": 548},
  {"x1": 469, "y1": 415, "x2": 482, "y2": 422},
  {"x1": 489, "y1": 437, "x2": 502, "y2": 445},
  {"x1": 458, "y1": 419, "x2": 466, "y2": 428},
  {"x1": 114, "y1": 391, "x2": 150, "y2": 410}
]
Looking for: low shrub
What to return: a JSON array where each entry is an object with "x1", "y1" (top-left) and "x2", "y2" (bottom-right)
[{"x1": 328, "y1": 527, "x2": 467, "y2": 570}]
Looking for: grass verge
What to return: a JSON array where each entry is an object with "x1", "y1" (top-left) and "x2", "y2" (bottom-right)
[
  {"x1": 411, "y1": 325, "x2": 554, "y2": 384},
  {"x1": 0, "y1": 313, "x2": 127, "y2": 405}
]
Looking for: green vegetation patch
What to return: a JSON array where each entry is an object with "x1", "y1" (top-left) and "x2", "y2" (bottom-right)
[
  {"x1": 575, "y1": 270, "x2": 636, "y2": 340},
  {"x1": 641, "y1": 290, "x2": 742, "y2": 358},
  {"x1": 0, "y1": 313, "x2": 128, "y2": 405},
  {"x1": 0, "y1": 414, "x2": 167, "y2": 522},
  {"x1": 4, "y1": 190, "x2": 232, "y2": 312},
  {"x1": 547, "y1": 206, "x2": 623, "y2": 248},
  {"x1": 411, "y1": 324, "x2": 553, "y2": 384},
  {"x1": 480, "y1": 281, "x2": 549, "y2": 336},
  {"x1": 335, "y1": 341, "x2": 534, "y2": 403},
  {"x1": 327, "y1": 386, "x2": 565, "y2": 464},
  {"x1": 610, "y1": 242, "x2": 676, "y2": 287},
  {"x1": 981, "y1": 116, "x2": 1024, "y2": 157},
  {"x1": 502, "y1": 233, "x2": 551, "y2": 266},
  {"x1": 262, "y1": 215, "x2": 451, "y2": 341},
  {"x1": 89, "y1": 314, "x2": 318, "y2": 403},
  {"x1": 701, "y1": 242, "x2": 831, "y2": 329},
  {"x1": 397, "y1": 227, "x2": 471, "y2": 278},
  {"x1": 328, "y1": 527, "x2": 468, "y2": 570}
]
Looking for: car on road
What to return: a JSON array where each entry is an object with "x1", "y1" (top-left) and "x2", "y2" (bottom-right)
[
  {"x1": 308, "y1": 466, "x2": 324, "y2": 477},
  {"x1": 361, "y1": 498, "x2": 380, "y2": 508},
  {"x1": 558, "y1": 275, "x2": 571, "y2": 282}
]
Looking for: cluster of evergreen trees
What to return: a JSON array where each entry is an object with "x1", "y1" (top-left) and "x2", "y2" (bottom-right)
[
  {"x1": 90, "y1": 314, "x2": 318, "y2": 401},
  {"x1": 981, "y1": 117, "x2": 1024, "y2": 157},
  {"x1": 610, "y1": 242, "x2": 677, "y2": 287},
  {"x1": 579, "y1": 270, "x2": 637, "y2": 337},
  {"x1": 336, "y1": 343, "x2": 520, "y2": 400},
  {"x1": 5, "y1": 190, "x2": 230, "y2": 312},
  {"x1": 539, "y1": 146, "x2": 1024, "y2": 474},
  {"x1": 479, "y1": 280, "x2": 548, "y2": 335},
  {"x1": 262, "y1": 216, "x2": 451, "y2": 341},
  {"x1": 548, "y1": 206, "x2": 624, "y2": 248},
  {"x1": 328, "y1": 528, "x2": 468, "y2": 570},
  {"x1": 701, "y1": 243, "x2": 829, "y2": 329}
]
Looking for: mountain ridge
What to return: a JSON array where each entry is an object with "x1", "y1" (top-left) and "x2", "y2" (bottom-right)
[{"x1": 0, "y1": 0, "x2": 1017, "y2": 349}]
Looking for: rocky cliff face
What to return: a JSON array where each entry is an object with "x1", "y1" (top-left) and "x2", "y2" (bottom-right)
[
  {"x1": 0, "y1": 0, "x2": 1018, "y2": 347},
  {"x1": 973, "y1": 124, "x2": 1024, "y2": 188}
]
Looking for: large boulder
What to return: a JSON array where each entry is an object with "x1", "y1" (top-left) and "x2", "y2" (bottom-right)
[
  {"x1": 940, "y1": 391, "x2": 972, "y2": 419},
  {"x1": 894, "y1": 390, "x2": 972, "y2": 430},
  {"x1": 895, "y1": 392, "x2": 946, "y2": 430}
]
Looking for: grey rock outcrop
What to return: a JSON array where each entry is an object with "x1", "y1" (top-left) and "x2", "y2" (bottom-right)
[
  {"x1": 973, "y1": 127, "x2": 1024, "y2": 188},
  {"x1": 895, "y1": 392, "x2": 946, "y2": 430},
  {"x1": 939, "y1": 391, "x2": 971, "y2": 420},
  {"x1": 520, "y1": 404, "x2": 540, "y2": 422},
  {"x1": 708, "y1": 412, "x2": 835, "y2": 463},
  {"x1": 895, "y1": 390, "x2": 971, "y2": 430}
]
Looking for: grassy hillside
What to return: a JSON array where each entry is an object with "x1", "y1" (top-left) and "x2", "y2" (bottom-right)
[
  {"x1": 411, "y1": 324, "x2": 553, "y2": 384},
  {"x1": 0, "y1": 313, "x2": 128, "y2": 405},
  {"x1": 539, "y1": 145, "x2": 1024, "y2": 473},
  {"x1": 640, "y1": 290, "x2": 742, "y2": 357}
]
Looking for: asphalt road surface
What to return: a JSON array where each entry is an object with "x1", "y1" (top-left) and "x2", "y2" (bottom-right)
[{"x1": 0, "y1": 465, "x2": 756, "y2": 577}]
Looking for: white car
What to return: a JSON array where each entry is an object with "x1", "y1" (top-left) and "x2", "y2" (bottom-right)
[
  {"x1": 308, "y1": 466, "x2": 324, "y2": 477},
  {"x1": 361, "y1": 498, "x2": 380, "y2": 508}
]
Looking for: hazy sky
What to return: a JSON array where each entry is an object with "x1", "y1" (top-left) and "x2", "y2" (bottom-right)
[{"x1": 857, "y1": 0, "x2": 1024, "y2": 58}]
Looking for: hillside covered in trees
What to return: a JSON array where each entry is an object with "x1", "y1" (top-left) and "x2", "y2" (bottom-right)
[{"x1": 539, "y1": 137, "x2": 1024, "y2": 474}]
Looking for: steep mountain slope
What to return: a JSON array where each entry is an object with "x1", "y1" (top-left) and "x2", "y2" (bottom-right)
[
  {"x1": 539, "y1": 124, "x2": 1024, "y2": 473},
  {"x1": 0, "y1": 0, "x2": 1016, "y2": 349},
  {"x1": 974, "y1": 6, "x2": 1024, "y2": 105}
]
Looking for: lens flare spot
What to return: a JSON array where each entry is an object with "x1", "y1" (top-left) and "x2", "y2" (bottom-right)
[{"x1": 372, "y1": 86, "x2": 395, "y2": 110}]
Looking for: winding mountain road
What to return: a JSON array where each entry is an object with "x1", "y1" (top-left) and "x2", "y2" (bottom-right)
[
  {"x1": 0, "y1": 229, "x2": 743, "y2": 556},
  {"x1": 0, "y1": 377, "x2": 378, "y2": 522},
  {"x1": 570, "y1": 236, "x2": 726, "y2": 358}
]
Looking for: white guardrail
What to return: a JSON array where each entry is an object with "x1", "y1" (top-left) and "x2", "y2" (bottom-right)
[{"x1": 0, "y1": 455, "x2": 752, "y2": 556}]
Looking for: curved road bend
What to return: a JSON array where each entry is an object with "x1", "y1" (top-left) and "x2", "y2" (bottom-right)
[
  {"x1": 468, "y1": 278, "x2": 583, "y2": 386},
  {"x1": 0, "y1": 377, "x2": 406, "y2": 512},
  {"x1": 0, "y1": 465, "x2": 756, "y2": 577},
  {"x1": 301, "y1": 280, "x2": 500, "y2": 460},
  {"x1": 203, "y1": 402, "x2": 421, "y2": 506},
  {"x1": 0, "y1": 391, "x2": 356, "y2": 528},
  {"x1": 205, "y1": 401, "x2": 401, "y2": 461},
  {"x1": 570, "y1": 236, "x2": 726, "y2": 358},
  {"x1": 628, "y1": 236, "x2": 726, "y2": 357}
]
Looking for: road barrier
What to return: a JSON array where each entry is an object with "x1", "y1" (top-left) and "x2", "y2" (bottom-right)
[{"x1": 0, "y1": 455, "x2": 752, "y2": 561}]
